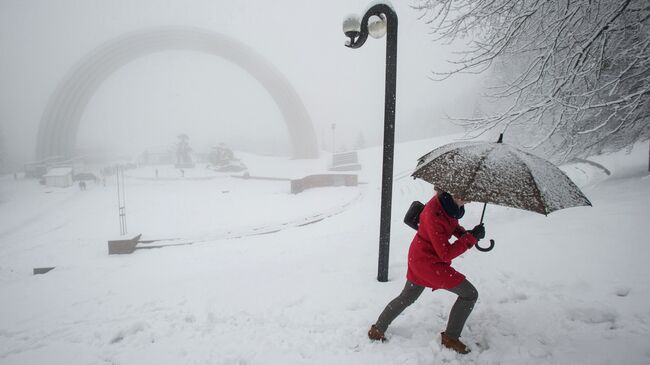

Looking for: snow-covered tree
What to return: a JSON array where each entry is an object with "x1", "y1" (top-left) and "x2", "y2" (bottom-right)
[
  {"x1": 208, "y1": 143, "x2": 234, "y2": 166},
  {"x1": 413, "y1": 0, "x2": 650, "y2": 162}
]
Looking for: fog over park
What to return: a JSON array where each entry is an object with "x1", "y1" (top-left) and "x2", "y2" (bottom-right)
[
  {"x1": 0, "y1": 0, "x2": 477, "y2": 167},
  {"x1": 2, "y1": 1, "x2": 649, "y2": 364}
]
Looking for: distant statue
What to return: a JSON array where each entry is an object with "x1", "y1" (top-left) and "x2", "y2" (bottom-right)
[{"x1": 175, "y1": 133, "x2": 195, "y2": 168}]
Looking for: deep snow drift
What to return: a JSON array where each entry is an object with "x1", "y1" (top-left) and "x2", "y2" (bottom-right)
[{"x1": 1, "y1": 136, "x2": 649, "y2": 365}]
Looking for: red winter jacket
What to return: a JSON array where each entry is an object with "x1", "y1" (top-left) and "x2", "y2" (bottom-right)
[{"x1": 406, "y1": 194, "x2": 477, "y2": 289}]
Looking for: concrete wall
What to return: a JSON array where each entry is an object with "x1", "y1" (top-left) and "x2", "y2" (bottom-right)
[{"x1": 290, "y1": 174, "x2": 357, "y2": 194}]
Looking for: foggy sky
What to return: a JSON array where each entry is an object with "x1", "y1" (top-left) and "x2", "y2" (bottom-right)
[{"x1": 0, "y1": 0, "x2": 481, "y2": 167}]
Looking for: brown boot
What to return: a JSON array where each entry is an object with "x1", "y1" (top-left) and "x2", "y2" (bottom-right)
[
  {"x1": 441, "y1": 332, "x2": 471, "y2": 354},
  {"x1": 368, "y1": 325, "x2": 387, "y2": 342}
]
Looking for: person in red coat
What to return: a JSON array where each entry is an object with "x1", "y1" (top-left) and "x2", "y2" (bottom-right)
[{"x1": 367, "y1": 190, "x2": 486, "y2": 354}]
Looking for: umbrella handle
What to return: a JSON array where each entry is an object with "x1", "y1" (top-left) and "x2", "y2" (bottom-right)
[
  {"x1": 475, "y1": 239, "x2": 495, "y2": 252},
  {"x1": 476, "y1": 202, "x2": 494, "y2": 252}
]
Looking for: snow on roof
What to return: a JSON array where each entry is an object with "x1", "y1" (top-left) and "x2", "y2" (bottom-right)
[{"x1": 43, "y1": 167, "x2": 73, "y2": 177}]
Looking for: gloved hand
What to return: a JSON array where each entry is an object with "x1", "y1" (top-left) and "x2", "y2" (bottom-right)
[
  {"x1": 465, "y1": 238, "x2": 476, "y2": 249},
  {"x1": 468, "y1": 223, "x2": 485, "y2": 241}
]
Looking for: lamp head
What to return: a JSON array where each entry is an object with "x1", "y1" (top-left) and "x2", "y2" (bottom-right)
[
  {"x1": 368, "y1": 14, "x2": 387, "y2": 38},
  {"x1": 342, "y1": 15, "x2": 361, "y2": 46}
]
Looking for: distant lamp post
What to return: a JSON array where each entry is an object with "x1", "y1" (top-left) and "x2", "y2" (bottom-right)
[
  {"x1": 343, "y1": 3, "x2": 397, "y2": 282},
  {"x1": 331, "y1": 123, "x2": 337, "y2": 153}
]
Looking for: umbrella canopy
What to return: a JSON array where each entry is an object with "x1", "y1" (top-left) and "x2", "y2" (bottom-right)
[{"x1": 412, "y1": 141, "x2": 592, "y2": 215}]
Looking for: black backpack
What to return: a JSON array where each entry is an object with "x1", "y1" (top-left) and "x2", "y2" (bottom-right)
[{"x1": 403, "y1": 201, "x2": 424, "y2": 230}]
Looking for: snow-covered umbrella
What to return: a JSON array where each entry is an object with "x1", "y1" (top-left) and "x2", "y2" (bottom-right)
[{"x1": 411, "y1": 135, "x2": 592, "y2": 217}]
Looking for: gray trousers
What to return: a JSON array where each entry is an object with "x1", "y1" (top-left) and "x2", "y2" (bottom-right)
[{"x1": 374, "y1": 279, "x2": 478, "y2": 340}]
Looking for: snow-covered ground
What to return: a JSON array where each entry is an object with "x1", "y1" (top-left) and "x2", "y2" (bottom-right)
[{"x1": 1, "y1": 136, "x2": 649, "y2": 365}]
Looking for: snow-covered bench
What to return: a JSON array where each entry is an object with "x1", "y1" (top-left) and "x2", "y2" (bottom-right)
[{"x1": 329, "y1": 151, "x2": 362, "y2": 171}]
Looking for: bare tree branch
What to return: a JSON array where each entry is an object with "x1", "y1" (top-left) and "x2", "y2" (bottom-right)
[{"x1": 414, "y1": 0, "x2": 650, "y2": 162}]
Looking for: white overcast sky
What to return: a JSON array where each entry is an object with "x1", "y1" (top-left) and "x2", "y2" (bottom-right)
[{"x1": 0, "y1": 0, "x2": 481, "y2": 165}]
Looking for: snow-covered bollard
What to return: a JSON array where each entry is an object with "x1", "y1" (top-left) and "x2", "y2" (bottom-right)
[{"x1": 615, "y1": 287, "x2": 631, "y2": 297}]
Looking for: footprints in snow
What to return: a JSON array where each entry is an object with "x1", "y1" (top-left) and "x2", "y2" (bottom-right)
[
  {"x1": 109, "y1": 322, "x2": 149, "y2": 344},
  {"x1": 497, "y1": 291, "x2": 529, "y2": 304},
  {"x1": 566, "y1": 307, "x2": 619, "y2": 329}
]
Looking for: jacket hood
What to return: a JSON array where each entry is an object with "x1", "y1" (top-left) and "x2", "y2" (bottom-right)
[{"x1": 438, "y1": 192, "x2": 465, "y2": 219}]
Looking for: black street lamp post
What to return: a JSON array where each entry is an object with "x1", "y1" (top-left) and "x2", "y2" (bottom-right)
[{"x1": 343, "y1": 3, "x2": 398, "y2": 282}]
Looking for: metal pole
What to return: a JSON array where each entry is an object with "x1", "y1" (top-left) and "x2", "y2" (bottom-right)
[
  {"x1": 378, "y1": 9, "x2": 397, "y2": 283},
  {"x1": 116, "y1": 167, "x2": 121, "y2": 234},
  {"x1": 121, "y1": 167, "x2": 127, "y2": 234},
  {"x1": 331, "y1": 123, "x2": 336, "y2": 153},
  {"x1": 345, "y1": 3, "x2": 398, "y2": 282},
  {"x1": 116, "y1": 165, "x2": 127, "y2": 236}
]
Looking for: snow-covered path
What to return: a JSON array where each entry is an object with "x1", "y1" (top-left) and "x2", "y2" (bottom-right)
[{"x1": 1, "y1": 137, "x2": 649, "y2": 364}]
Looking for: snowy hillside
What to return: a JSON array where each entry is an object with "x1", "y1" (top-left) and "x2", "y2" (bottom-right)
[{"x1": 1, "y1": 136, "x2": 649, "y2": 365}]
